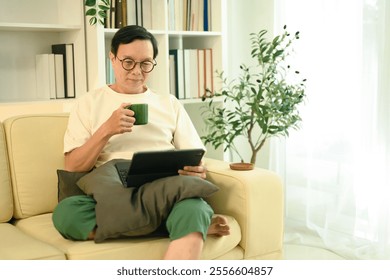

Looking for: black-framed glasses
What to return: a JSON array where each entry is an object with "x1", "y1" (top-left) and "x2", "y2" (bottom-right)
[{"x1": 117, "y1": 58, "x2": 157, "y2": 73}]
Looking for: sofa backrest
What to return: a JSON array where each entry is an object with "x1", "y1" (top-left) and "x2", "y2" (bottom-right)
[
  {"x1": 3, "y1": 114, "x2": 69, "y2": 219},
  {"x1": 0, "y1": 122, "x2": 13, "y2": 223}
]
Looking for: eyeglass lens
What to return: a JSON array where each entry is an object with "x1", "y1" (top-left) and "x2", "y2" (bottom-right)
[{"x1": 121, "y1": 58, "x2": 156, "y2": 73}]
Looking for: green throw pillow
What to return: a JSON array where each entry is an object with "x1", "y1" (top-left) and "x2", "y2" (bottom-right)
[
  {"x1": 57, "y1": 169, "x2": 87, "y2": 202},
  {"x1": 76, "y1": 159, "x2": 219, "y2": 243}
]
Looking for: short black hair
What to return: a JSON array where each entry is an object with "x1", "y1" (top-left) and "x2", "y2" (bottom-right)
[{"x1": 110, "y1": 25, "x2": 158, "y2": 59}]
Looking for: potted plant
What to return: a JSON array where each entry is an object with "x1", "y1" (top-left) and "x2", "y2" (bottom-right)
[{"x1": 201, "y1": 26, "x2": 306, "y2": 170}]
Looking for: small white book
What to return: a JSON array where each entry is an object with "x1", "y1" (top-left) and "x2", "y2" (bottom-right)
[
  {"x1": 54, "y1": 54, "x2": 65, "y2": 99},
  {"x1": 35, "y1": 54, "x2": 55, "y2": 100},
  {"x1": 65, "y1": 44, "x2": 75, "y2": 98},
  {"x1": 183, "y1": 49, "x2": 199, "y2": 99}
]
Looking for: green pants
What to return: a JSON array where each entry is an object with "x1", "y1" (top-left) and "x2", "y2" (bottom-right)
[{"x1": 52, "y1": 195, "x2": 213, "y2": 241}]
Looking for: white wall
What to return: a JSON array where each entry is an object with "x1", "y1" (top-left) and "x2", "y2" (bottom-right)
[{"x1": 225, "y1": 0, "x2": 275, "y2": 167}]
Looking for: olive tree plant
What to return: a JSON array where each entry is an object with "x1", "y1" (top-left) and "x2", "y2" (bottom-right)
[{"x1": 201, "y1": 26, "x2": 307, "y2": 165}]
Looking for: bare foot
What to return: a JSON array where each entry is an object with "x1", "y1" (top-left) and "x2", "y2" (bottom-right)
[{"x1": 207, "y1": 215, "x2": 230, "y2": 237}]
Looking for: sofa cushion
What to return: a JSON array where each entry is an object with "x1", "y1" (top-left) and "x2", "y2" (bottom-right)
[
  {"x1": 76, "y1": 159, "x2": 220, "y2": 243},
  {"x1": 13, "y1": 213, "x2": 242, "y2": 260},
  {"x1": 0, "y1": 223, "x2": 65, "y2": 260},
  {"x1": 0, "y1": 122, "x2": 13, "y2": 222},
  {"x1": 57, "y1": 170, "x2": 87, "y2": 202},
  {"x1": 4, "y1": 114, "x2": 69, "y2": 219}
]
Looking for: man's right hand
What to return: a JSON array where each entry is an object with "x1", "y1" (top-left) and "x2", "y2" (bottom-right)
[{"x1": 104, "y1": 103, "x2": 136, "y2": 136}]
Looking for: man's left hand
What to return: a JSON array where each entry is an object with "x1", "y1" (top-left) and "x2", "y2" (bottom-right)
[{"x1": 178, "y1": 162, "x2": 207, "y2": 179}]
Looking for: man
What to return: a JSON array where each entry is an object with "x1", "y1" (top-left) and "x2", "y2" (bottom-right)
[{"x1": 52, "y1": 25, "x2": 229, "y2": 259}]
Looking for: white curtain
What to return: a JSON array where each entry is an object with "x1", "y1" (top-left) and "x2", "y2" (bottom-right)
[{"x1": 272, "y1": 0, "x2": 390, "y2": 259}]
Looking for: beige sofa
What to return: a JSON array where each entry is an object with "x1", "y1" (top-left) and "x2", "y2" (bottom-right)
[{"x1": 0, "y1": 113, "x2": 284, "y2": 260}]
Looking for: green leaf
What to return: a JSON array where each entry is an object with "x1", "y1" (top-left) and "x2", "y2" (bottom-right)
[
  {"x1": 98, "y1": 4, "x2": 110, "y2": 10},
  {"x1": 89, "y1": 17, "x2": 97, "y2": 25},
  {"x1": 273, "y1": 50, "x2": 284, "y2": 58},
  {"x1": 86, "y1": 8, "x2": 97, "y2": 16},
  {"x1": 85, "y1": 0, "x2": 96, "y2": 7},
  {"x1": 98, "y1": 10, "x2": 107, "y2": 18}
]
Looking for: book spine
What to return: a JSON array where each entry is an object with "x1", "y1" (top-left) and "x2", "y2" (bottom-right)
[
  {"x1": 169, "y1": 54, "x2": 176, "y2": 96},
  {"x1": 115, "y1": 0, "x2": 123, "y2": 28},
  {"x1": 122, "y1": 0, "x2": 128, "y2": 26},
  {"x1": 203, "y1": 0, "x2": 208, "y2": 31},
  {"x1": 35, "y1": 54, "x2": 51, "y2": 100},
  {"x1": 51, "y1": 44, "x2": 67, "y2": 96},
  {"x1": 183, "y1": 49, "x2": 198, "y2": 99},
  {"x1": 127, "y1": 0, "x2": 137, "y2": 25},
  {"x1": 169, "y1": 49, "x2": 179, "y2": 98},
  {"x1": 54, "y1": 54, "x2": 65, "y2": 99},
  {"x1": 48, "y1": 54, "x2": 56, "y2": 99},
  {"x1": 65, "y1": 44, "x2": 75, "y2": 98},
  {"x1": 51, "y1": 43, "x2": 76, "y2": 98},
  {"x1": 197, "y1": 49, "x2": 205, "y2": 98},
  {"x1": 176, "y1": 49, "x2": 185, "y2": 99},
  {"x1": 142, "y1": 0, "x2": 152, "y2": 29}
]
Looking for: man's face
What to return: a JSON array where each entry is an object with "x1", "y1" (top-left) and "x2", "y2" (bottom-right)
[{"x1": 110, "y1": 39, "x2": 154, "y2": 94}]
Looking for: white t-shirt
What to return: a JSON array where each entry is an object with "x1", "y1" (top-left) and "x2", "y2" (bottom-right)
[{"x1": 64, "y1": 85, "x2": 205, "y2": 167}]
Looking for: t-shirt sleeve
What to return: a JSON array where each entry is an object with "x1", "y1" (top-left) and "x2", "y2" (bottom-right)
[
  {"x1": 63, "y1": 97, "x2": 92, "y2": 154},
  {"x1": 172, "y1": 99, "x2": 206, "y2": 151}
]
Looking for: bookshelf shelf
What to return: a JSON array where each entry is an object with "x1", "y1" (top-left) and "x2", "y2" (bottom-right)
[
  {"x1": 0, "y1": 23, "x2": 82, "y2": 32},
  {"x1": 167, "y1": 31, "x2": 222, "y2": 39},
  {"x1": 0, "y1": 0, "x2": 87, "y2": 104}
]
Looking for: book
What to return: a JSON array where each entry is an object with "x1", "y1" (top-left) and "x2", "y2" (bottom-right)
[
  {"x1": 204, "y1": 48, "x2": 214, "y2": 97},
  {"x1": 204, "y1": 0, "x2": 209, "y2": 31},
  {"x1": 122, "y1": 0, "x2": 128, "y2": 27},
  {"x1": 143, "y1": 0, "x2": 153, "y2": 29},
  {"x1": 51, "y1": 43, "x2": 76, "y2": 98},
  {"x1": 183, "y1": 49, "x2": 199, "y2": 99},
  {"x1": 110, "y1": 0, "x2": 116, "y2": 28},
  {"x1": 169, "y1": 49, "x2": 185, "y2": 99},
  {"x1": 190, "y1": 0, "x2": 199, "y2": 31},
  {"x1": 169, "y1": 54, "x2": 176, "y2": 96},
  {"x1": 183, "y1": 0, "x2": 189, "y2": 30},
  {"x1": 115, "y1": 0, "x2": 124, "y2": 28},
  {"x1": 106, "y1": 57, "x2": 115, "y2": 85},
  {"x1": 127, "y1": 0, "x2": 137, "y2": 25},
  {"x1": 135, "y1": 0, "x2": 143, "y2": 26},
  {"x1": 168, "y1": 0, "x2": 175, "y2": 30},
  {"x1": 35, "y1": 54, "x2": 55, "y2": 100},
  {"x1": 197, "y1": 48, "x2": 205, "y2": 98},
  {"x1": 197, "y1": 0, "x2": 204, "y2": 31},
  {"x1": 54, "y1": 54, "x2": 65, "y2": 99}
]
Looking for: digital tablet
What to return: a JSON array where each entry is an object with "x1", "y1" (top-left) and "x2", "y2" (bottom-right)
[{"x1": 115, "y1": 148, "x2": 205, "y2": 188}]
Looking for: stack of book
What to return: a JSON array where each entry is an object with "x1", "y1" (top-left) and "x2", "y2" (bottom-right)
[
  {"x1": 168, "y1": 0, "x2": 212, "y2": 31},
  {"x1": 105, "y1": 0, "x2": 154, "y2": 29},
  {"x1": 35, "y1": 43, "x2": 75, "y2": 100},
  {"x1": 169, "y1": 48, "x2": 213, "y2": 100}
]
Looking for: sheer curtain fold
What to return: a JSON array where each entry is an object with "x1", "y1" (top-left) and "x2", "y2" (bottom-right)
[{"x1": 272, "y1": 0, "x2": 390, "y2": 259}]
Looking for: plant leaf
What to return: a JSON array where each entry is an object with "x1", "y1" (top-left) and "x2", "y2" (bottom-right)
[
  {"x1": 86, "y1": 8, "x2": 97, "y2": 16},
  {"x1": 85, "y1": 0, "x2": 96, "y2": 7},
  {"x1": 89, "y1": 17, "x2": 97, "y2": 25}
]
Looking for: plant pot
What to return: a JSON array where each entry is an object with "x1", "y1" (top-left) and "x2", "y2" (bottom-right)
[{"x1": 229, "y1": 162, "x2": 254, "y2": 171}]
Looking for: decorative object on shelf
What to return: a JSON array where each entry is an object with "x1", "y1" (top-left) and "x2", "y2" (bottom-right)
[
  {"x1": 85, "y1": 0, "x2": 110, "y2": 26},
  {"x1": 201, "y1": 26, "x2": 307, "y2": 167}
]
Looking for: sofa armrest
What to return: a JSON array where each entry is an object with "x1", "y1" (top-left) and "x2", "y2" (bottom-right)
[{"x1": 204, "y1": 158, "x2": 284, "y2": 259}]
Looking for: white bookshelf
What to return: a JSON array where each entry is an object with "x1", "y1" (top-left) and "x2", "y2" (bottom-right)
[
  {"x1": 0, "y1": 0, "x2": 87, "y2": 103},
  {"x1": 85, "y1": 0, "x2": 226, "y2": 160}
]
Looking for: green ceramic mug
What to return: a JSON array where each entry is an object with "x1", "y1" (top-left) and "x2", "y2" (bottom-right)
[{"x1": 127, "y1": 104, "x2": 148, "y2": 125}]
